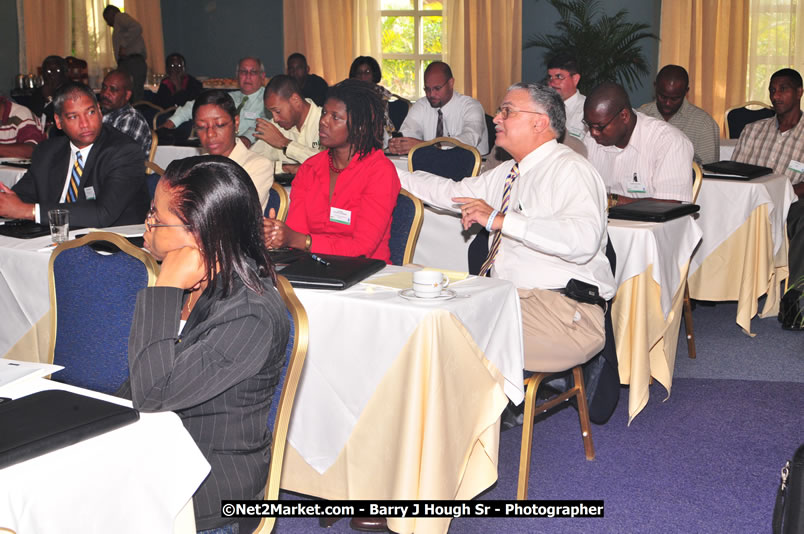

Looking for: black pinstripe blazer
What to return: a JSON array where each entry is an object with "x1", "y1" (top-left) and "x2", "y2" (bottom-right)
[{"x1": 117, "y1": 272, "x2": 289, "y2": 531}]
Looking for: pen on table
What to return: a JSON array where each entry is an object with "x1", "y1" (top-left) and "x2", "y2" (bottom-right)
[{"x1": 311, "y1": 254, "x2": 331, "y2": 267}]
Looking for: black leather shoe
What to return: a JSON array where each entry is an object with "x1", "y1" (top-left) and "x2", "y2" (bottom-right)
[{"x1": 349, "y1": 517, "x2": 388, "y2": 532}]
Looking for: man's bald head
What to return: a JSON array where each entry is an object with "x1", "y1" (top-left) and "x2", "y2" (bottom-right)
[
  {"x1": 656, "y1": 65, "x2": 689, "y2": 87},
  {"x1": 584, "y1": 82, "x2": 635, "y2": 149}
]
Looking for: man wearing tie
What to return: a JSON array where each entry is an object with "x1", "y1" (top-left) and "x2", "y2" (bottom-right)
[
  {"x1": 0, "y1": 83, "x2": 148, "y2": 228},
  {"x1": 389, "y1": 61, "x2": 489, "y2": 155},
  {"x1": 398, "y1": 82, "x2": 614, "y2": 371}
]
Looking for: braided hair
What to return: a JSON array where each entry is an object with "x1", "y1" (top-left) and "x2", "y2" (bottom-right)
[{"x1": 326, "y1": 79, "x2": 384, "y2": 159}]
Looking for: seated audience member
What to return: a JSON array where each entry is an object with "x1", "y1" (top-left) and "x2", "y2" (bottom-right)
[
  {"x1": 546, "y1": 52, "x2": 586, "y2": 140},
  {"x1": 154, "y1": 52, "x2": 203, "y2": 109},
  {"x1": 287, "y1": 52, "x2": 328, "y2": 107},
  {"x1": 163, "y1": 57, "x2": 266, "y2": 144},
  {"x1": 29, "y1": 55, "x2": 70, "y2": 134},
  {"x1": 264, "y1": 79, "x2": 400, "y2": 262},
  {"x1": 193, "y1": 89, "x2": 274, "y2": 210},
  {"x1": 251, "y1": 75, "x2": 322, "y2": 174},
  {"x1": 732, "y1": 68, "x2": 804, "y2": 314},
  {"x1": 639, "y1": 65, "x2": 720, "y2": 165},
  {"x1": 389, "y1": 61, "x2": 489, "y2": 155},
  {"x1": 0, "y1": 94, "x2": 45, "y2": 158},
  {"x1": 583, "y1": 82, "x2": 694, "y2": 204},
  {"x1": 99, "y1": 70, "x2": 152, "y2": 156},
  {"x1": 399, "y1": 82, "x2": 614, "y2": 371},
  {"x1": 349, "y1": 55, "x2": 398, "y2": 140},
  {"x1": 0, "y1": 83, "x2": 148, "y2": 227},
  {"x1": 117, "y1": 155, "x2": 289, "y2": 532}
]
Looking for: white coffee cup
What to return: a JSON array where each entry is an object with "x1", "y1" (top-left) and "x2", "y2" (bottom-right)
[{"x1": 412, "y1": 270, "x2": 449, "y2": 298}]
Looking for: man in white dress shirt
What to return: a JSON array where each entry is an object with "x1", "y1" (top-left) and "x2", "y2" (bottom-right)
[
  {"x1": 398, "y1": 82, "x2": 614, "y2": 372},
  {"x1": 583, "y1": 82, "x2": 694, "y2": 204},
  {"x1": 389, "y1": 61, "x2": 488, "y2": 155},
  {"x1": 547, "y1": 52, "x2": 586, "y2": 141}
]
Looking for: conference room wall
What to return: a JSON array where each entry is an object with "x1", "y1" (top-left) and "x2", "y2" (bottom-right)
[
  {"x1": 160, "y1": 0, "x2": 286, "y2": 80},
  {"x1": 521, "y1": 0, "x2": 662, "y2": 108},
  {"x1": 1, "y1": 1, "x2": 20, "y2": 91}
]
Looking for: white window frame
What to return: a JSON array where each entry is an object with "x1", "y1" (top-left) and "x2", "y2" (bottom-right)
[{"x1": 380, "y1": 1, "x2": 443, "y2": 100}]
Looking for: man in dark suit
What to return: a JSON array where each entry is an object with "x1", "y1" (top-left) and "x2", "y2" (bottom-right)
[{"x1": 0, "y1": 82, "x2": 148, "y2": 228}]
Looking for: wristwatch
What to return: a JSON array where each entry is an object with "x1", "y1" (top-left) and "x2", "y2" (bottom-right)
[
  {"x1": 282, "y1": 142, "x2": 289, "y2": 156},
  {"x1": 304, "y1": 234, "x2": 312, "y2": 251}
]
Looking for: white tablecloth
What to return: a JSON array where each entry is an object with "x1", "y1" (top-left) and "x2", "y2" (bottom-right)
[
  {"x1": 0, "y1": 378, "x2": 209, "y2": 534},
  {"x1": 720, "y1": 138, "x2": 737, "y2": 160},
  {"x1": 153, "y1": 145, "x2": 202, "y2": 170},
  {"x1": 0, "y1": 160, "x2": 27, "y2": 187},
  {"x1": 691, "y1": 173, "x2": 796, "y2": 275},
  {"x1": 609, "y1": 216, "x2": 703, "y2": 318},
  {"x1": 287, "y1": 265, "x2": 523, "y2": 474},
  {"x1": 0, "y1": 224, "x2": 146, "y2": 359}
]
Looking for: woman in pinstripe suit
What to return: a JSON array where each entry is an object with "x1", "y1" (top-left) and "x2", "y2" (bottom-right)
[{"x1": 118, "y1": 155, "x2": 290, "y2": 533}]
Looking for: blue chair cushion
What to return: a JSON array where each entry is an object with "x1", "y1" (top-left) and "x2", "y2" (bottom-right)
[{"x1": 389, "y1": 193, "x2": 414, "y2": 266}]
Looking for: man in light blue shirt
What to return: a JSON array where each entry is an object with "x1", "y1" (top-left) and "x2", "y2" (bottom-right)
[{"x1": 163, "y1": 57, "x2": 266, "y2": 144}]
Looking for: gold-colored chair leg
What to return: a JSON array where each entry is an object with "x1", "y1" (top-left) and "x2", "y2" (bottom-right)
[
  {"x1": 572, "y1": 366, "x2": 595, "y2": 461},
  {"x1": 683, "y1": 283, "x2": 696, "y2": 359},
  {"x1": 517, "y1": 374, "x2": 543, "y2": 500}
]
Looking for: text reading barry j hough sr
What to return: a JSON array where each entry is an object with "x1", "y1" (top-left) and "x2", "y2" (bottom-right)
[{"x1": 221, "y1": 500, "x2": 605, "y2": 519}]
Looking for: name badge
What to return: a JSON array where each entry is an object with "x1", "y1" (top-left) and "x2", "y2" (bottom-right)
[
  {"x1": 568, "y1": 128, "x2": 583, "y2": 139},
  {"x1": 330, "y1": 207, "x2": 352, "y2": 225},
  {"x1": 84, "y1": 186, "x2": 96, "y2": 200},
  {"x1": 242, "y1": 111, "x2": 258, "y2": 119},
  {"x1": 626, "y1": 173, "x2": 646, "y2": 194},
  {"x1": 788, "y1": 160, "x2": 804, "y2": 174}
]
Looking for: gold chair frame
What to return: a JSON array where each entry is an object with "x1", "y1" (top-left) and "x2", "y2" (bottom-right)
[
  {"x1": 47, "y1": 232, "x2": 159, "y2": 365},
  {"x1": 152, "y1": 105, "x2": 177, "y2": 130},
  {"x1": 724, "y1": 101, "x2": 773, "y2": 139},
  {"x1": 398, "y1": 188, "x2": 424, "y2": 265},
  {"x1": 254, "y1": 275, "x2": 310, "y2": 534},
  {"x1": 407, "y1": 136, "x2": 482, "y2": 177},
  {"x1": 147, "y1": 130, "x2": 159, "y2": 168},
  {"x1": 145, "y1": 161, "x2": 165, "y2": 176},
  {"x1": 270, "y1": 183, "x2": 290, "y2": 222},
  {"x1": 684, "y1": 163, "x2": 704, "y2": 359}
]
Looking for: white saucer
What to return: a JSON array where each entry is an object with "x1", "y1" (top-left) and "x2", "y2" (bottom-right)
[{"x1": 399, "y1": 288, "x2": 456, "y2": 301}]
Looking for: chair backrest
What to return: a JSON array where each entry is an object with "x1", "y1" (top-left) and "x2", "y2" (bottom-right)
[
  {"x1": 388, "y1": 97, "x2": 411, "y2": 131},
  {"x1": 255, "y1": 275, "x2": 309, "y2": 534},
  {"x1": 48, "y1": 232, "x2": 159, "y2": 394},
  {"x1": 265, "y1": 182, "x2": 289, "y2": 221},
  {"x1": 725, "y1": 101, "x2": 775, "y2": 139},
  {"x1": 148, "y1": 130, "x2": 158, "y2": 164},
  {"x1": 389, "y1": 188, "x2": 424, "y2": 266},
  {"x1": 133, "y1": 101, "x2": 163, "y2": 128},
  {"x1": 692, "y1": 162, "x2": 703, "y2": 203},
  {"x1": 153, "y1": 105, "x2": 177, "y2": 130},
  {"x1": 144, "y1": 161, "x2": 164, "y2": 198},
  {"x1": 408, "y1": 136, "x2": 482, "y2": 181}
]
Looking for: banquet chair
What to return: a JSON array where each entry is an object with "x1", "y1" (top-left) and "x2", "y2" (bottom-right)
[
  {"x1": 148, "y1": 130, "x2": 158, "y2": 164},
  {"x1": 254, "y1": 275, "x2": 309, "y2": 534},
  {"x1": 408, "y1": 137, "x2": 481, "y2": 181},
  {"x1": 725, "y1": 101, "x2": 774, "y2": 139},
  {"x1": 133, "y1": 101, "x2": 163, "y2": 129},
  {"x1": 153, "y1": 105, "x2": 177, "y2": 130},
  {"x1": 388, "y1": 97, "x2": 411, "y2": 131},
  {"x1": 48, "y1": 232, "x2": 159, "y2": 394},
  {"x1": 517, "y1": 235, "x2": 617, "y2": 500},
  {"x1": 144, "y1": 161, "x2": 165, "y2": 198},
  {"x1": 683, "y1": 163, "x2": 704, "y2": 359},
  {"x1": 265, "y1": 183, "x2": 289, "y2": 222},
  {"x1": 389, "y1": 188, "x2": 424, "y2": 266}
]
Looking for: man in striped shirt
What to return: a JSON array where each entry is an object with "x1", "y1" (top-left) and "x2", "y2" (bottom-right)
[
  {"x1": 583, "y1": 82, "x2": 694, "y2": 204},
  {"x1": 734, "y1": 69, "x2": 804, "y2": 317},
  {"x1": 99, "y1": 70, "x2": 152, "y2": 156},
  {"x1": 0, "y1": 95, "x2": 45, "y2": 158}
]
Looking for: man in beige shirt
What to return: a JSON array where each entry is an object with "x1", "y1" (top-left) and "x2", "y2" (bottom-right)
[
  {"x1": 250, "y1": 75, "x2": 322, "y2": 174},
  {"x1": 639, "y1": 65, "x2": 720, "y2": 165}
]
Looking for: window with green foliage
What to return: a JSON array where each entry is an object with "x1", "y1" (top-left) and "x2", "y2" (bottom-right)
[
  {"x1": 746, "y1": 0, "x2": 803, "y2": 102},
  {"x1": 380, "y1": 0, "x2": 443, "y2": 99}
]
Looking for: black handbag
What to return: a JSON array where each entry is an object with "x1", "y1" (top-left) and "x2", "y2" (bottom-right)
[{"x1": 773, "y1": 443, "x2": 804, "y2": 534}]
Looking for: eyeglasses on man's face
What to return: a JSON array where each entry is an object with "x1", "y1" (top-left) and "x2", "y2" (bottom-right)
[
  {"x1": 582, "y1": 107, "x2": 625, "y2": 133},
  {"x1": 495, "y1": 106, "x2": 544, "y2": 120}
]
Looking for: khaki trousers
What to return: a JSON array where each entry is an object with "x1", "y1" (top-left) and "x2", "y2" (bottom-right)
[{"x1": 517, "y1": 288, "x2": 605, "y2": 373}]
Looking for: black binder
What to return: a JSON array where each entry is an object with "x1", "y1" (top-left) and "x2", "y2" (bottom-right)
[
  {"x1": 702, "y1": 160, "x2": 773, "y2": 180},
  {"x1": 0, "y1": 220, "x2": 51, "y2": 239},
  {"x1": 277, "y1": 253, "x2": 386, "y2": 290},
  {"x1": 608, "y1": 200, "x2": 700, "y2": 222},
  {"x1": 0, "y1": 390, "x2": 140, "y2": 469}
]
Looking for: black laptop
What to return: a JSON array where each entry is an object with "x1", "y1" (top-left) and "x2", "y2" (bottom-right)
[
  {"x1": 277, "y1": 253, "x2": 386, "y2": 290},
  {"x1": 0, "y1": 220, "x2": 51, "y2": 239},
  {"x1": 0, "y1": 390, "x2": 140, "y2": 469},
  {"x1": 702, "y1": 160, "x2": 773, "y2": 180},
  {"x1": 608, "y1": 200, "x2": 700, "y2": 222}
]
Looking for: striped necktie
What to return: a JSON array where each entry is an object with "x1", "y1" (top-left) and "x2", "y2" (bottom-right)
[
  {"x1": 67, "y1": 151, "x2": 83, "y2": 203},
  {"x1": 435, "y1": 109, "x2": 444, "y2": 138},
  {"x1": 478, "y1": 163, "x2": 520, "y2": 277}
]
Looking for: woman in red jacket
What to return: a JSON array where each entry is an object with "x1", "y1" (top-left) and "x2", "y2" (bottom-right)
[{"x1": 263, "y1": 79, "x2": 401, "y2": 263}]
